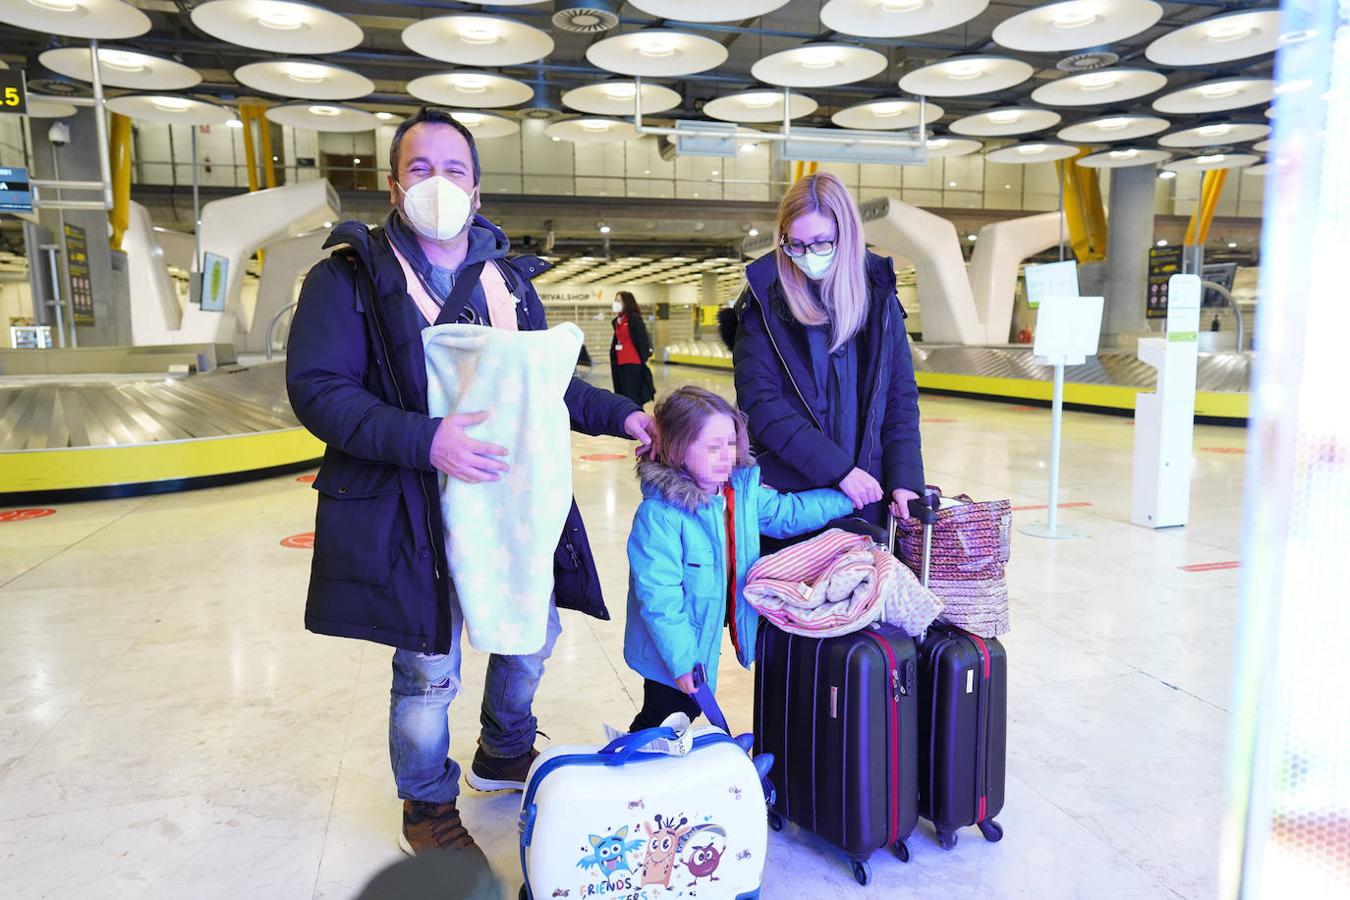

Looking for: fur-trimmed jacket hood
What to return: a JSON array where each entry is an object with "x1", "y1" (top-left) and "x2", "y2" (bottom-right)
[{"x1": 636, "y1": 457, "x2": 752, "y2": 512}]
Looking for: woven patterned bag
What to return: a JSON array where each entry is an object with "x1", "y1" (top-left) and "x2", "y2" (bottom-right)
[{"x1": 894, "y1": 489, "x2": 1012, "y2": 638}]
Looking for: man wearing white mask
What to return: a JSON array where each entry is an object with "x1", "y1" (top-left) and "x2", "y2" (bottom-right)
[{"x1": 286, "y1": 108, "x2": 654, "y2": 859}]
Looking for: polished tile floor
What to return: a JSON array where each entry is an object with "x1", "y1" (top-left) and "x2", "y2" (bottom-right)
[{"x1": 0, "y1": 364, "x2": 1245, "y2": 899}]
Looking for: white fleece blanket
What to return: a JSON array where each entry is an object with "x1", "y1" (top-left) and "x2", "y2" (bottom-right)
[{"x1": 423, "y1": 323, "x2": 582, "y2": 655}]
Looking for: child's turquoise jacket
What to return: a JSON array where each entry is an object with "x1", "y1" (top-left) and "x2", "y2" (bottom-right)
[{"x1": 624, "y1": 458, "x2": 853, "y2": 691}]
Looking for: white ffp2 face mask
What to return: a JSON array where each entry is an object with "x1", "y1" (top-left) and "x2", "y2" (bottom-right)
[
  {"x1": 398, "y1": 176, "x2": 473, "y2": 242},
  {"x1": 612, "y1": 301, "x2": 624, "y2": 314},
  {"x1": 790, "y1": 246, "x2": 836, "y2": 280}
]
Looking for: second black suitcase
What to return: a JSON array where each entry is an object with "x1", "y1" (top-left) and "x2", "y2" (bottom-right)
[
  {"x1": 753, "y1": 619, "x2": 919, "y2": 886},
  {"x1": 917, "y1": 621, "x2": 1008, "y2": 850}
]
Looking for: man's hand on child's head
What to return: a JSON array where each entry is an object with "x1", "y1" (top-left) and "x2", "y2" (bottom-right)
[{"x1": 625, "y1": 411, "x2": 655, "y2": 457}]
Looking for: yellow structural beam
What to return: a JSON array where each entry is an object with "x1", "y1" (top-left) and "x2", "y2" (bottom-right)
[
  {"x1": 239, "y1": 104, "x2": 261, "y2": 192},
  {"x1": 108, "y1": 112, "x2": 132, "y2": 251},
  {"x1": 1196, "y1": 169, "x2": 1228, "y2": 245},
  {"x1": 1056, "y1": 150, "x2": 1107, "y2": 263}
]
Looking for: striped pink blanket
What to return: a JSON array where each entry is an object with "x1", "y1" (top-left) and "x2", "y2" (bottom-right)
[{"x1": 744, "y1": 529, "x2": 943, "y2": 639}]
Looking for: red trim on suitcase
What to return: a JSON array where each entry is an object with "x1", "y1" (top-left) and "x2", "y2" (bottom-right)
[
  {"x1": 968, "y1": 633, "x2": 991, "y2": 680},
  {"x1": 865, "y1": 631, "x2": 902, "y2": 846},
  {"x1": 978, "y1": 795, "x2": 987, "y2": 822}
]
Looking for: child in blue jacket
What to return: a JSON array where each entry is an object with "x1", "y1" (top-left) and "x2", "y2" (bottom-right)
[{"x1": 624, "y1": 386, "x2": 856, "y2": 731}]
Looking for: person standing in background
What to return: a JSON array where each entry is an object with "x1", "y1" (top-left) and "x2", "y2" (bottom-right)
[{"x1": 609, "y1": 290, "x2": 656, "y2": 407}]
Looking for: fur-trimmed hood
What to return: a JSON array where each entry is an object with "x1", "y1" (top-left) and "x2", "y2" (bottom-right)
[{"x1": 637, "y1": 457, "x2": 723, "y2": 513}]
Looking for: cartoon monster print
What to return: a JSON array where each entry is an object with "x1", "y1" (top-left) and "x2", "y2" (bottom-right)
[
  {"x1": 676, "y1": 824, "x2": 728, "y2": 887},
  {"x1": 640, "y1": 814, "x2": 691, "y2": 888},
  {"x1": 576, "y1": 826, "x2": 644, "y2": 877}
]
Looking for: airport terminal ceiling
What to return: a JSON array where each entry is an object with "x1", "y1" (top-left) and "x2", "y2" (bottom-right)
[{"x1": 0, "y1": 0, "x2": 1278, "y2": 267}]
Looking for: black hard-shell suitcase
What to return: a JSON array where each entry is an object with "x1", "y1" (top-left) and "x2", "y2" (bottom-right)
[
  {"x1": 751, "y1": 514, "x2": 927, "y2": 886},
  {"x1": 902, "y1": 497, "x2": 1009, "y2": 850}
]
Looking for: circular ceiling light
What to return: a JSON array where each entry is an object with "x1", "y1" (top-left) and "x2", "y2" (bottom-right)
[
  {"x1": 586, "y1": 28, "x2": 729, "y2": 76},
  {"x1": 265, "y1": 101, "x2": 379, "y2": 132},
  {"x1": 1244, "y1": 162, "x2": 1277, "y2": 176},
  {"x1": 899, "y1": 56, "x2": 1034, "y2": 97},
  {"x1": 105, "y1": 93, "x2": 235, "y2": 125},
  {"x1": 985, "y1": 142, "x2": 1080, "y2": 164},
  {"x1": 407, "y1": 71, "x2": 533, "y2": 109},
  {"x1": 234, "y1": 59, "x2": 373, "y2": 100},
  {"x1": 703, "y1": 90, "x2": 817, "y2": 123},
  {"x1": 1153, "y1": 78, "x2": 1275, "y2": 115},
  {"x1": 1163, "y1": 152, "x2": 1261, "y2": 173},
  {"x1": 1031, "y1": 67, "x2": 1168, "y2": 107},
  {"x1": 24, "y1": 99, "x2": 79, "y2": 118},
  {"x1": 1057, "y1": 113, "x2": 1169, "y2": 142},
  {"x1": 38, "y1": 46, "x2": 200, "y2": 90},
  {"x1": 920, "y1": 135, "x2": 983, "y2": 158},
  {"x1": 545, "y1": 118, "x2": 640, "y2": 143},
  {"x1": 0, "y1": 0, "x2": 149, "y2": 39},
  {"x1": 625, "y1": 0, "x2": 789, "y2": 22},
  {"x1": 1077, "y1": 146, "x2": 1173, "y2": 168},
  {"x1": 1252, "y1": 138, "x2": 1271, "y2": 153},
  {"x1": 950, "y1": 107, "x2": 1061, "y2": 137},
  {"x1": 831, "y1": 97, "x2": 944, "y2": 130},
  {"x1": 750, "y1": 42, "x2": 888, "y2": 88},
  {"x1": 403, "y1": 14, "x2": 555, "y2": 66},
  {"x1": 190, "y1": 1, "x2": 362, "y2": 53},
  {"x1": 450, "y1": 111, "x2": 520, "y2": 139},
  {"x1": 1158, "y1": 120, "x2": 1270, "y2": 149},
  {"x1": 821, "y1": 0, "x2": 988, "y2": 39},
  {"x1": 562, "y1": 80, "x2": 681, "y2": 116},
  {"x1": 993, "y1": 0, "x2": 1162, "y2": 52},
  {"x1": 1146, "y1": 9, "x2": 1280, "y2": 66}
]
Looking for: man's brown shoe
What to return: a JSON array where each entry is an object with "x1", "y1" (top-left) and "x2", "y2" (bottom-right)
[
  {"x1": 398, "y1": 799, "x2": 484, "y2": 858},
  {"x1": 465, "y1": 745, "x2": 539, "y2": 792}
]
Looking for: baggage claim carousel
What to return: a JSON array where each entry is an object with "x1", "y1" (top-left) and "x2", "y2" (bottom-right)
[
  {"x1": 665, "y1": 343, "x2": 1252, "y2": 422},
  {"x1": 0, "y1": 362, "x2": 323, "y2": 503},
  {"x1": 1, "y1": 343, "x2": 1247, "y2": 504}
]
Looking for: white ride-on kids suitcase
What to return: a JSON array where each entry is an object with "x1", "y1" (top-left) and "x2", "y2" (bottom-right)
[{"x1": 518, "y1": 665, "x2": 774, "y2": 900}]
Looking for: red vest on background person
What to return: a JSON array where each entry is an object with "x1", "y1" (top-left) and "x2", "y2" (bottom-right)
[{"x1": 614, "y1": 315, "x2": 642, "y2": 366}]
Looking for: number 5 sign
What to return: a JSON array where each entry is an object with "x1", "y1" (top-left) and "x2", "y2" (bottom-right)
[{"x1": 0, "y1": 69, "x2": 28, "y2": 116}]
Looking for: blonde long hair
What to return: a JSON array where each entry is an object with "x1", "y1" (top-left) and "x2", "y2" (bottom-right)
[{"x1": 774, "y1": 173, "x2": 869, "y2": 352}]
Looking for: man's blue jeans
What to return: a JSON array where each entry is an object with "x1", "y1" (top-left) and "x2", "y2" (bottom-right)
[{"x1": 389, "y1": 597, "x2": 562, "y2": 803}]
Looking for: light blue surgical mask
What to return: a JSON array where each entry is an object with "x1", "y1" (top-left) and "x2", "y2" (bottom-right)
[{"x1": 790, "y1": 246, "x2": 835, "y2": 280}]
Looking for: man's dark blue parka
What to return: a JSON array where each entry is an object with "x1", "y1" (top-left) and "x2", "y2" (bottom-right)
[{"x1": 286, "y1": 216, "x2": 639, "y2": 654}]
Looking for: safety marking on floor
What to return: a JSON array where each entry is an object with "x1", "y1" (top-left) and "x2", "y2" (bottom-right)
[
  {"x1": 0, "y1": 508, "x2": 57, "y2": 522},
  {"x1": 580, "y1": 453, "x2": 628, "y2": 462},
  {"x1": 1011, "y1": 502, "x2": 1093, "y2": 512},
  {"x1": 922, "y1": 418, "x2": 958, "y2": 424},
  {"x1": 1009, "y1": 405, "x2": 1041, "y2": 412},
  {"x1": 1180, "y1": 560, "x2": 1240, "y2": 572},
  {"x1": 296, "y1": 474, "x2": 317, "y2": 484},
  {"x1": 1200, "y1": 447, "x2": 1246, "y2": 454},
  {"x1": 281, "y1": 532, "x2": 315, "y2": 549}
]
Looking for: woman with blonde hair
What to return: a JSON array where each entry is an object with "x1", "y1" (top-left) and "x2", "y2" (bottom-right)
[{"x1": 726, "y1": 172, "x2": 925, "y2": 532}]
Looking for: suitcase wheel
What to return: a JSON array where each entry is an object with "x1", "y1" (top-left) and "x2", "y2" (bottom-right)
[
  {"x1": 937, "y1": 831, "x2": 958, "y2": 851},
  {"x1": 767, "y1": 810, "x2": 785, "y2": 832},
  {"x1": 851, "y1": 860, "x2": 871, "y2": 886},
  {"x1": 979, "y1": 819, "x2": 1004, "y2": 843},
  {"x1": 893, "y1": 840, "x2": 910, "y2": 863}
]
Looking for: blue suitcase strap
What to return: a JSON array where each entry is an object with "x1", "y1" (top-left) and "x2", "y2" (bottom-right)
[{"x1": 690, "y1": 662, "x2": 731, "y2": 734}]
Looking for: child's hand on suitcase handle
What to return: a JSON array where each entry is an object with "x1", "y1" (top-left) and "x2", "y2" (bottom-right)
[{"x1": 675, "y1": 672, "x2": 697, "y2": 694}]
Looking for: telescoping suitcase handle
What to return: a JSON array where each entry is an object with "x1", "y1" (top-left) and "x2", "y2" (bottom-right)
[{"x1": 888, "y1": 493, "x2": 940, "y2": 588}]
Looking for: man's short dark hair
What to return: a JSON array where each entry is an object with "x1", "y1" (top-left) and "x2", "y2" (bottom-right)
[{"x1": 388, "y1": 107, "x2": 481, "y2": 184}]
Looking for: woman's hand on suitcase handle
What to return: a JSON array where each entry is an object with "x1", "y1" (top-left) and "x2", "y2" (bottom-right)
[
  {"x1": 430, "y1": 411, "x2": 510, "y2": 483},
  {"x1": 675, "y1": 672, "x2": 697, "y2": 695},
  {"x1": 839, "y1": 468, "x2": 883, "y2": 510},
  {"x1": 890, "y1": 488, "x2": 922, "y2": 521}
]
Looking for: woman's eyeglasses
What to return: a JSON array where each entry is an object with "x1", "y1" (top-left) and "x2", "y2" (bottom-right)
[{"x1": 779, "y1": 237, "x2": 838, "y2": 258}]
